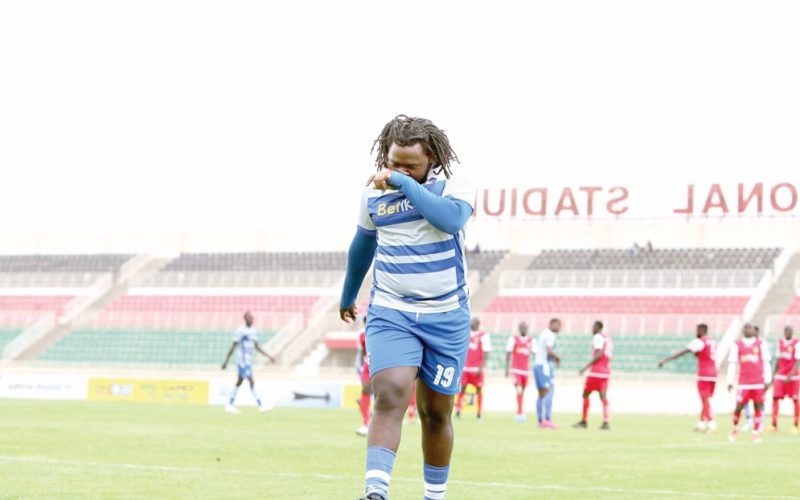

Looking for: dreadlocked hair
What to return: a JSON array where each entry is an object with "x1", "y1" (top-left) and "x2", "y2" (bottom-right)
[{"x1": 371, "y1": 115, "x2": 459, "y2": 178}]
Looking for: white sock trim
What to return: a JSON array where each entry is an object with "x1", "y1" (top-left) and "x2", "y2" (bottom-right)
[{"x1": 366, "y1": 469, "x2": 391, "y2": 483}]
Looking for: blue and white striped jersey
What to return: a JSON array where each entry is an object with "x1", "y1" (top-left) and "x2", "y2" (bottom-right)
[
  {"x1": 233, "y1": 325, "x2": 258, "y2": 366},
  {"x1": 357, "y1": 169, "x2": 476, "y2": 314}
]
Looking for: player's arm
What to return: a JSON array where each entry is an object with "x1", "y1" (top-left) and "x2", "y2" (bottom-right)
[
  {"x1": 378, "y1": 171, "x2": 473, "y2": 234},
  {"x1": 726, "y1": 343, "x2": 739, "y2": 392},
  {"x1": 221, "y1": 342, "x2": 238, "y2": 370},
  {"x1": 339, "y1": 230, "x2": 378, "y2": 323},
  {"x1": 579, "y1": 352, "x2": 602, "y2": 376},
  {"x1": 658, "y1": 348, "x2": 691, "y2": 368},
  {"x1": 479, "y1": 336, "x2": 491, "y2": 374},
  {"x1": 546, "y1": 345, "x2": 560, "y2": 367},
  {"x1": 255, "y1": 342, "x2": 276, "y2": 363},
  {"x1": 504, "y1": 337, "x2": 514, "y2": 377}
]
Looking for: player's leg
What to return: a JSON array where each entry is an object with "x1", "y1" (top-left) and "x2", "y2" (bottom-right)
[
  {"x1": 475, "y1": 383, "x2": 483, "y2": 419},
  {"x1": 366, "y1": 366, "x2": 417, "y2": 497},
  {"x1": 226, "y1": 374, "x2": 244, "y2": 413},
  {"x1": 599, "y1": 386, "x2": 610, "y2": 430},
  {"x1": 793, "y1": 383, "x2": 800, "y2": 432},
  {"x1": 514, "y1": 376, "x2": 528, "y2": 422},
  {"x1": 696, "y1": 381, "x2": 709, "y2": 432},
  {"x1": 407, "y1": 382, "x2": 417, "y2": 423},
  {"x1": 752, "y1": 396, "x2": 765, "y2": 442},
  {"x1": 415, "y1": 305, "x2": 470, "y2": 500},
  {"x1": 362, "y1": 306, "x2": 424, "y2": 500},
  {"x1": 544, "y1": 368, "x2": 556, "y2": 427},
  {"x1": 771, "y1": 396, "x2": 780, "y2": 431},
  {"x1": 574, "y1": 386, "x2": 591, "y2": 428},
  {"x1": 730, "y1": 393, "x2": 746, "y2": 441},
  {"x1": 358, "y1": 376, "x2": 372, "y2": 434},
  {"x1": 246, "y1": 375, "x2": 263, "y2": 408},
  {"x1": 534, "y1": 365, "x2": 548, "y2": 425},
  {"x1": 706, "y1": 382, "x2": 717, "y2": 431},
  {"x1": 455, "y1": 377, "x2": 468, "y2": 417}
]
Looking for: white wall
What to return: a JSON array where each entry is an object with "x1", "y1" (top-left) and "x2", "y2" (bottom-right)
[{"x1": 1, "y1": 1, "x2": 799, "y2": 253}]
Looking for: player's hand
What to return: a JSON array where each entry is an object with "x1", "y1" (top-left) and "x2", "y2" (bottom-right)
[
  {"x1": 366, "y1": 170, "x2": 403, "y2": 191},
  {"x1": 578, "y1": 368, "x2": 585, "y2": 376},
  {"x1": 221, "y1": 363, "x2": 227, "y2": 370},
  {"x1": 340, "y1": 304, "x2": 358, "y2": 324},
  {"x1": 504, "y1": 370, "x2": 509, "y2": 378},
  {"x1": 727, "y1": 384, "x2": 734, "y2": 393},
  {"x1": 555, "y1": 358, "x2": 561, "y2": 368},
  {"x1": 765, "y1": 382, "x2": 772, "y2": 391},
  {"x1": 658, "y1": 361, "x2": 665, "y2": 369}
]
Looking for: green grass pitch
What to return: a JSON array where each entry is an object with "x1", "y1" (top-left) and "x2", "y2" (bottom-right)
[{"x1": 1, "y1": 400, "x2": 799, "y2": 499}]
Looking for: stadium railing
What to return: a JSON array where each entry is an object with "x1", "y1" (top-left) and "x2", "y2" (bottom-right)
[
  {"x1": 132, "y1": 270, "x2": 343, "y2": 289},
  {"x1": 0, "y1": 272, "x2": 109, "y2": 288},
  {"x1": 499, "y1": 269, "x2": 769, "y2": 290}
]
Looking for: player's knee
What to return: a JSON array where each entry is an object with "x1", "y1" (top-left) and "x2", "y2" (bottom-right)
[
  {"x1": 372, "y1": 378, "x2": 411, "y2": 412},
  {"x1": 418, "y1": 404, "x2": 450, "y2": 430}
]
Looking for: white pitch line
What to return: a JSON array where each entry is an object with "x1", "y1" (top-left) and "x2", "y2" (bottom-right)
[
  {"x1": 662, "y1": 437, "x2": 799, "y2": 449},
  {"x1": 0, "y1": 455, "x2": 797, "y2": 499}
]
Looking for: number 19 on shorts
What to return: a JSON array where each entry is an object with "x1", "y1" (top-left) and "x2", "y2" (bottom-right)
[{"x1": 433, "y1": 364, "x2": 455, "y2": 388}]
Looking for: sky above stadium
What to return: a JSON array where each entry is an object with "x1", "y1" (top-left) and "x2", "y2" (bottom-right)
[{"x1": 1, "y1": 1, "x2": 799, "y2": 250}]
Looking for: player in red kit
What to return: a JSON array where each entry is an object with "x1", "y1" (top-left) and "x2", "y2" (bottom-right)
[
  {"x1": 506, "y1": 321, "x2": 532, "y2": 423},
  {"x1": 767, "y1": 325, "x2": 799, "y2": 433},
  {"x1": 575, "y1": 321, "x2": 612, "y2": 430},
  {"x1": 658, "y1": 323, "x2": 718, "y2": 432},
  {"x1": 727, "y1": 322, "x2": 772, "y2": 443},
  {"x1": 356, "y1": 316, "x2": 371, "y2": 436},
  {"x1": 456, "y1": 317, "x2": 492, "y2": 419}
]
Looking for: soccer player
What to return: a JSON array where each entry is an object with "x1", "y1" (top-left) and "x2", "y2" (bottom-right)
[
  {"x1": 506, "y1": 321, "x2": 533, "y2": 423},
  {"x1": 574, "y1": 321, "x2": 612, "y2": 430},
  {"x1": 455, "y1": 317, "x2": 492, "y2": 419},
  {"x1": 727, "y1": 322, "x2": 772, "y2": 443},
  {"x1": 658, "y1": 323, "x2": 718, "y2": 432},
  {"x1": 533, "y1": 318, "x2": 561, "y2": 429},
  {"x1": 767, "y1": 325, "x2": 799, "y2": 433},
  {"x1": 356, "y1": 315, "x2": 371, "y2": 436},
  {"x1": 220, "y1": 311, "x2": 275, "y2": 414},
  {"x1": 339, "y1": 115, "x2": 474, "y2": 500}
]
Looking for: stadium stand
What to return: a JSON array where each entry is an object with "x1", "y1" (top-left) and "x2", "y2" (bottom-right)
[
  {"x1": 485, "y1": 296, "x2": 748, "y2": 315},
  {"x1": 466, "y1": 249, "x2": 507, "y2": 280},
  {"x1": 38, "y1": 252, "x2": 348, "y2": 367},
  {"x1": 0, "y1": 254, "x2": 133, "y2": 357},
  {"x1": 528, "y1": 247, "x2": 780, "y2": 270}
]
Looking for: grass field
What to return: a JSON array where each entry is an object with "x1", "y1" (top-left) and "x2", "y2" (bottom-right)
[{"x1": 1, "y1": 400, "x2": 799, "y2": 499}]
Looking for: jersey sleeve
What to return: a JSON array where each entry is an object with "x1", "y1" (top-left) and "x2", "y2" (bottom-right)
[
  {"x1": 441, "y1": 175, "x2": 476, "y2": 208},
  {"x1": 544, "y1": 331, "x2": 556, "y2": 349},
  {"x1": 795, "y1": 346, "x2": 800, "y2": 360},
  {"x1": 357, "y1": 189, "x2": 377, "y2": 236},
  {"x1": 506, "y1": 336, "x2": 515, "y2": 352},
  {"x1": 232, "y1": 328, "x2": 242, "y2": 343},
  {"x1": 481, "y1": 334, "x2": 492, "y2": 352},
  {"x1": 686, "y1": 338, "x2": 704, "y2": 353},
  {"x1": 592, "y1": 334, "x2": 605, "y2": 350}
]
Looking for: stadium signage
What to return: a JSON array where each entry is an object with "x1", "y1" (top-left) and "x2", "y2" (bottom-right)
[{"x1": 476, "y1": 181, "x2": 798, "y2": 219}]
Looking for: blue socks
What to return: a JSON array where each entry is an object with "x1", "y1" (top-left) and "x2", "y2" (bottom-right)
[
  {"x1": 544, "y1": 385, "x2": 554, "y2": 422},
  {"x1": 536, "y1": 396, "x2": 545, "y2": 423},
  {"x1": 365, "y1": 446, "x2": 395, "y2": 499},
  {"x1": 228, "y1": 386, "x2": 239, "y2": 405},
  {"x1": 423, "y1": 463, "x2": 449, "y2": 500}
]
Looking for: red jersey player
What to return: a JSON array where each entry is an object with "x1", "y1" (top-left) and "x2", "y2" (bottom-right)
[
  {"x1": 575, "y1": 321, "x2": 612, "y2": 430},
  {"x1": 505, "y1": 321, "x2": 532, "y2": 423},
  {"x1": 727, "y1": 322, "x2": 772, "y2": 443},
  {"x1": 767, "y1": 325, "x2": 799, "y2": 433},
  {"x1": 356, "y1": 316, "x2": 371, "y2": 436},
  {"x1": 456, "y1": 317, "x2": 492, "y2": 419},
  {"x1": 658, "y1": 323, "x2": 718, "y2": 432}
]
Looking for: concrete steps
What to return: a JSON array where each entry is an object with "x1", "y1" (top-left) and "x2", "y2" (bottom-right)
[{"x1": 752, "y1": 253, "x2": 800, "y2": 328}]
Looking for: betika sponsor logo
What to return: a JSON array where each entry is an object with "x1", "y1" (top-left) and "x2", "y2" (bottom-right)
[{"x1": 377, "y1": 198, "x2": 414, "y2": 216}]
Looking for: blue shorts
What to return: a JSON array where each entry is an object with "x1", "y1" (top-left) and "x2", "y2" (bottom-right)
[
  {"x1": 533, "y1": 363, "x2": 555, "y2": 390},
  {"x1": 237, "y1": 364, "x2": 253, "y2": 378},
  {"x1": 366, "y1": 303, "x2": 470, "y2": 396}
]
